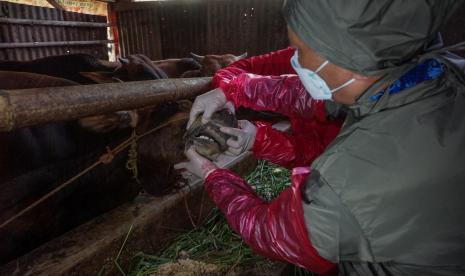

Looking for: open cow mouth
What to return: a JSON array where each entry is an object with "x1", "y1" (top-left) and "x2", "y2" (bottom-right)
[{"x1": 184, "y1": 110, "x2": 238, "y2": 160}]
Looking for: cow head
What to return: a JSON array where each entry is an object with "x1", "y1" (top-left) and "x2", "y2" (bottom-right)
[
  {"x1": 190, "y1": 52, "x2": 247, "y2": 77},
  {"x1": 80, "y1": 54, "x2": 167, "y2": 84},
  {"x1": 135, "y1": 102, "x2": 240, "y2": 195},
  {"x1": 78, "y1": 54, "x2": 167, "y2": 133},
  {"x1": 135, "y1": 101, "x2": 191, "y2": 195}
]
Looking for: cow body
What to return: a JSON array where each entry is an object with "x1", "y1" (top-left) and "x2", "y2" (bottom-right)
[
  {"x1": 0, "y1": 67, "x2": 182, "y2": 264},
  {"x1": 187, "y1": 52, "x2": 247, "y2": 77},
  {"x1": 152, "y1": 58, "x2": 201, "y2": 78}
]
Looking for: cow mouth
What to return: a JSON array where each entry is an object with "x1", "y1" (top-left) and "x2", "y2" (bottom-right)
[
  {"x1": 191, "y1": 134, "x2": 222, "y2": 160},
  {"x1": 195, "y1": 134, "x2": 218, "y2": 145},
  {"x1": 184, "y1": 110, "x2": 237, "y2": 160}
]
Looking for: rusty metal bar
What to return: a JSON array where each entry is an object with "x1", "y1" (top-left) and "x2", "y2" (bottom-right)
[
  {"x1": 0, "y1": 77, "x2": 212, "y2": 132},
  {"x1": 0, "y1": 40, "x2": 114, "y2": 49},
  {"x1": 0, "y1": 17, "x2": 111, "y2": 28},
  {"x1": 46, "y1": 0, "x2": 65, "y2": 11}
]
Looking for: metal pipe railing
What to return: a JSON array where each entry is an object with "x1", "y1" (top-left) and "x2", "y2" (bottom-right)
[
  {"x1": 0, "y1": 77, "x2": 212, "y2": 132},
  {"x1": 0, "y1": 18, "x2": 111, "y2": 28},
  {"x1": 0, "y1": 40, "x2": 115, "y2": 49}
]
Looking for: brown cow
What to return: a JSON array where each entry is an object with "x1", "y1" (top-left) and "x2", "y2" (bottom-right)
[
  {"x1": 77, "y1": 54, "x2": 167, "y2": 133},
  {"x1": 151, "y1": 57, "x2": 201, "y2": 78},
  {"x1": 80, "y1": 54, "x2": 167, "y2": 84},
  {"x1": 0, "y1": 53, "x2": 167, "y2": 85}
]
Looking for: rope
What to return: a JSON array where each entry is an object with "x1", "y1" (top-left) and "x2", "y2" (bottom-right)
[
  {"x1": 0, "y1": 116, "x2": 188, "y2": 230},
  {"x1": 125, "y1": 129, "x2": 139, "y2": 182}
]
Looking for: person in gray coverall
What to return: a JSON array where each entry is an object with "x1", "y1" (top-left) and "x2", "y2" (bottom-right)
[{"x1": 178, "y1": 0, "x2": 465, "y2": 275}]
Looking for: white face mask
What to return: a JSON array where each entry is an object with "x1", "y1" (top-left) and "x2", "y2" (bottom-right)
[{"x1": 291, "y1": 51, "x2": 355, "y2": 100}]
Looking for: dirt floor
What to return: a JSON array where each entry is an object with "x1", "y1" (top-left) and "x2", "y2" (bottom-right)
[{"x1": 147, "y1": 258, "x2": 286, "y2": 276}]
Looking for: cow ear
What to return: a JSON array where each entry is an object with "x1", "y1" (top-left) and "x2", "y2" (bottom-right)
[
  {"x1": 190, "y1": 52, "x2": 205, "y2": 63},
  {"x1": 236, "y1": 52, "x2": 248, "y2": 60},
  {"x1": 79, "y1": 71, "x2": 117, "y2": 84}
]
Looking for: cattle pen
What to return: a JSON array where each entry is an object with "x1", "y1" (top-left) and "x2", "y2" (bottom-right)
[{"x1": 1, "y1": 0, "x2": 465, "y2": 275}]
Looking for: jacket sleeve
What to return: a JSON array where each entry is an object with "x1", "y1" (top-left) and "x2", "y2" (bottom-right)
[
  {"x1": 251, "y1": 118, "x2": 342, "y2": 169},
  {"x1": 204, "y1": 167, "x2": 337, "y2": 275},
  {"x1": 221, "y1": 74, "x2": 321, "y2": 119}
]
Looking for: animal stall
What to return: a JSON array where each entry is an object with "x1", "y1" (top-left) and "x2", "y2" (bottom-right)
[{"x1": 0, "y1": 0, "x2": 290, "y2": 274}]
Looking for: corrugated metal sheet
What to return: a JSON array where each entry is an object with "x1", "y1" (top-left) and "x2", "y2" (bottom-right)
[
  {"x1": 115, "y1": 0, "x2": 465, "y2": 61},
  {"x1": 0, "y1": 1, "x2": 109, "y2": 61},
  {"x1": 117, "y1": 7, "x2": 162, "y2": 59},
  {"x1": 115, "y1": 0, "x2": 287, "y2": 60}
]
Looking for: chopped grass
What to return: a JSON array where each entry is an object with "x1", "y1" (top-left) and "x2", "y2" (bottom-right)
[
  {"x1": 127, "y1": 161, "x2": 312, "y2": 276},
  {"x1": 246, "y1": 160, "x2": 291, "y2": 201}
]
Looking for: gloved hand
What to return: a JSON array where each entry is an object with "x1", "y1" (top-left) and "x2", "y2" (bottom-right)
[
  {"x1": 220, "y1": 120, "x2": 257, "y2": 156},
  {"x1": 174, "y1": 147, "x2": 218, "y2": 180},
  {"x1": 187, "y1": 88, "x2": 235, "y2": 129}
]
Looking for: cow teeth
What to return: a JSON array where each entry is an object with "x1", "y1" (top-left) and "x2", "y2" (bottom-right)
[{"x1": 198, "y1": 135, "x2": 214, "y2": 141}]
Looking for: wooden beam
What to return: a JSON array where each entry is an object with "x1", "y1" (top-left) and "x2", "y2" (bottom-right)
[{"x1": 0, "y1": 77, "x2": 212, "y2": 132}]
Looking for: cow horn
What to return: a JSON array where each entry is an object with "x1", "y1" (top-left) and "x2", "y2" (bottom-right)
[
  {"x1": 236, "y1": 52, "x2": 248, "y2": 60},
  {"x1": 118, "y1": 57, "x2": 129, "y2": 64},
  {"x1": 190, "y1": 53, "x2": 205, "y2": 63}
]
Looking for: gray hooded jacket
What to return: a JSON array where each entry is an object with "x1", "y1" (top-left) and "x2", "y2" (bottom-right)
[{"x1": 283, "y1": 0, "x2": 465, "y2": 275}]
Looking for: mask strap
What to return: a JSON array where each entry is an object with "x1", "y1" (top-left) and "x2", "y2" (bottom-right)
[
  {"x1": 330, "y1": 78, "x2": 356, "y2": 93},
  {"x1": 315, "y1": 61, "x2": 329, "y2": 73}
]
